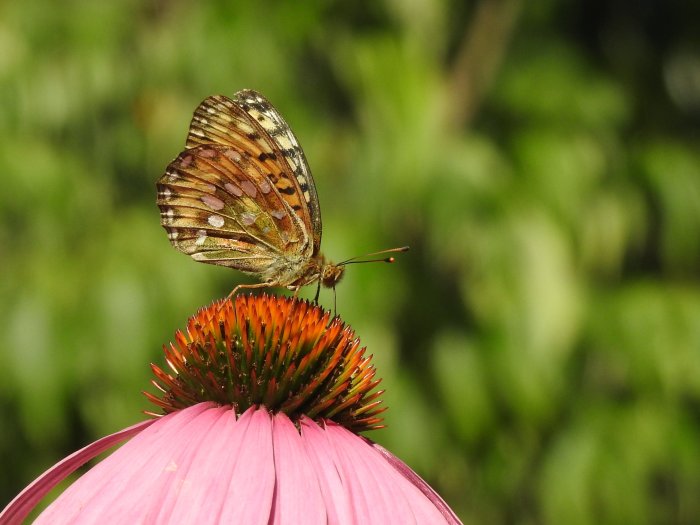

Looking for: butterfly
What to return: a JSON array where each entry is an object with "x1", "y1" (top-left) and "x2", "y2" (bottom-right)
[{"x1": 157, "y1": 89, "x2": 407, "y2": 300}]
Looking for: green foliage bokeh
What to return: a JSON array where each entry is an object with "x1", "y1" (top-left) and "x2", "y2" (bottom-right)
[{"x1": 1, "y1": 1, "x2": 699, "y2": 523}]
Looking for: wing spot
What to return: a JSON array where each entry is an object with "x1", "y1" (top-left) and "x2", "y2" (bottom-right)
[
  {"x1": 160, "y1": 187, "x2": 172, "y2": 198},
  {"x1": 168, "y1": 230, "x2": 179, "y2": 241},
  {"x1": 195, "y1": 230, "x2": 207, "y2": 246},
  {"x1": 199, "y1": 148, "x2": 218, "y2": 159},
  {"x1": 278, "y1": 186, "x2": 295, "y2": 196},
  {"x1": 180, "y1": 155, "x2": 194, "y2": 168},
  {"x1": 258, "y1": 179, "x2": 272, "y2": 194},
  {"x1": 208, "y1": 215, "x2": 225, "y2": 228},
  {"x1": 241, "y1": 181, "x2": 258, "y2": 198},
  {"x1": 201, "y1": 194, "x2": 225, "y2": 211},
  {"x1": 224, "y1": 149, "x2": 242, "y2": 163},
  {"x1": 160, "y1": 208, "x2": 175, "y2": 224},
  {"x1": 206, "y1": 106, "x2": 216, "y2": 114},
  {"x1": 241, "y1": 212, "x2": 257, "y2": 226},
  {"x1": 271, "y1": 209, "x2": 286, "y2": 220},
  {"x1": 225, "y1": 182, "x2": 243, "y2": 197}
]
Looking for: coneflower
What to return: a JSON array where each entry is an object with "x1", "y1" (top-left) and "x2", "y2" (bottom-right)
[{"x1": 2, "y1": 294, "x2": 461, "y2": 524}]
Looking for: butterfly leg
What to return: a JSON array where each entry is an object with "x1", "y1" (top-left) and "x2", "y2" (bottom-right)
[
  {"x1": 226, "y1": 282, "x2": 271, "y2": 301},
  {"x1": 207, "y1": 282, "x2": 271, "y2": 322},
  {"x1": 313, "y1": 280, "x2": 321, "y2": 304}
]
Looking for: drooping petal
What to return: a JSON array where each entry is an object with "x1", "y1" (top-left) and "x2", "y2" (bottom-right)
[
  {"x1": 34, "y1": 402, "x2": 214, "y2": 524},
  {"x1": 145, "y1": 406, "x2": 274, "y2": 524},
  {"x1": 0, "y1": 419, "x2": 154, "y2": 525},
  {"x1": 299, "y1": 418, "x2": 356, "y2": 524},
  {"x1": 218, "y1": 407, "x2": 276, "y2": 523},
  {"x1": 9, "y1": 402, "x2": 461, "y2": 524},
  {"x1": 371, "y1": 442, "x2": 462, "y2": 525},
  {"x1": 33, "y1": 403, "x2": 278, "y2": 525},
  {"x1": 269, "y1": 412, "x2": 326, "y2": 524},
  {"x1": 146, "y1": 406, "x2": 237, "y2": 522},
  {"x1": 164, "y1": 408, "x2": 274, "y2": 523},
  {"x1": 301, "y1": 417, "x2": 458, "y2": 524}
]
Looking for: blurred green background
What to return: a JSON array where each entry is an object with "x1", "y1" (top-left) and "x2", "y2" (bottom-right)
[{"x1": 2, "y1": 0, "x2": 700, "y2": 523}]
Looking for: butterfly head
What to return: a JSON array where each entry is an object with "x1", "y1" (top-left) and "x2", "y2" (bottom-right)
[{"x1": 320, "y1": 262, "x2": 345, "y2": 289}]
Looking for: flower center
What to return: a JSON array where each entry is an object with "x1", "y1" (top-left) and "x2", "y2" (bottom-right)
[{"x1": 145, "y1": 293, "x2": 385, "y2": 432}]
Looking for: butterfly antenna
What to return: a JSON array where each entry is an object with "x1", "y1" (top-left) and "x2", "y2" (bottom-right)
[{"x1": 338, "y1": 246, "x2": 410, "y2": 266}]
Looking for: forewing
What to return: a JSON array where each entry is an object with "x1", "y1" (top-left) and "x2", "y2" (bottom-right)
[
  {"x1": 185, "y1": 90, "x2": 322, "y2": 254},
  {"x1": 157, "y1": 144, "x2": 307, "y2": 274}
]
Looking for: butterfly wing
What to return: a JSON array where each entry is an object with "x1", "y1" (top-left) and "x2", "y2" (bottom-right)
[
  {"x1": 157, "y1": 144, "x2": 311, "y2": 282},
  {"x1": 185, "y1": 90, "x2": 322, "y2": 255}
]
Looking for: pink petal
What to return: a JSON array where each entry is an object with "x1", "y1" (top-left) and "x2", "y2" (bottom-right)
[
  {"x1": 269, "y1": 412, "x2": 325, "y2": 524},
  {"x1": 6, "y1": 402, "x2": 461, "y2": 524},
  {"x1": 371, "y1": 442, "x2": 462, "y2": 525},
  {"x1": 0, "y1": 418, "x2": 155, "y2": 525},
  {"x1": 304, "y1": 418, "x2": 461, "y2": 524},
  {"x1": 299, "y1": 418, "x2": 356, "y2": 523},
  {"x1": 217, "y1": 407, "x2": 276, "y2": 523},
  {"x1": 34, "y1": 402, "x2": 214, "y2": 523},
  {"x1": 34, "y1": 403, "x2": 278, "y2": 524},
  {"x1": 145, "y1": 405, "x2": 276, "y2": 524}
]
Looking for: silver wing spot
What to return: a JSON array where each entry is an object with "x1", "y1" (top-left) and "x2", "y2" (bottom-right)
[
  {"x1": 208, "y1": 215, "x2": 225, "y2": 228},
  {"x1": 201, "y1": 194, "x2": 225, "y2": 211}
]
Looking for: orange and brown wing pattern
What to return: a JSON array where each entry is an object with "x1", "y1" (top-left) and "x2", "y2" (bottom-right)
[
  {"x1": 157, "y1": 144, "x2": 308, "y2": 278},
  {"x1": 185, "y1": 90, "x2": 322, "y2": 254}
]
